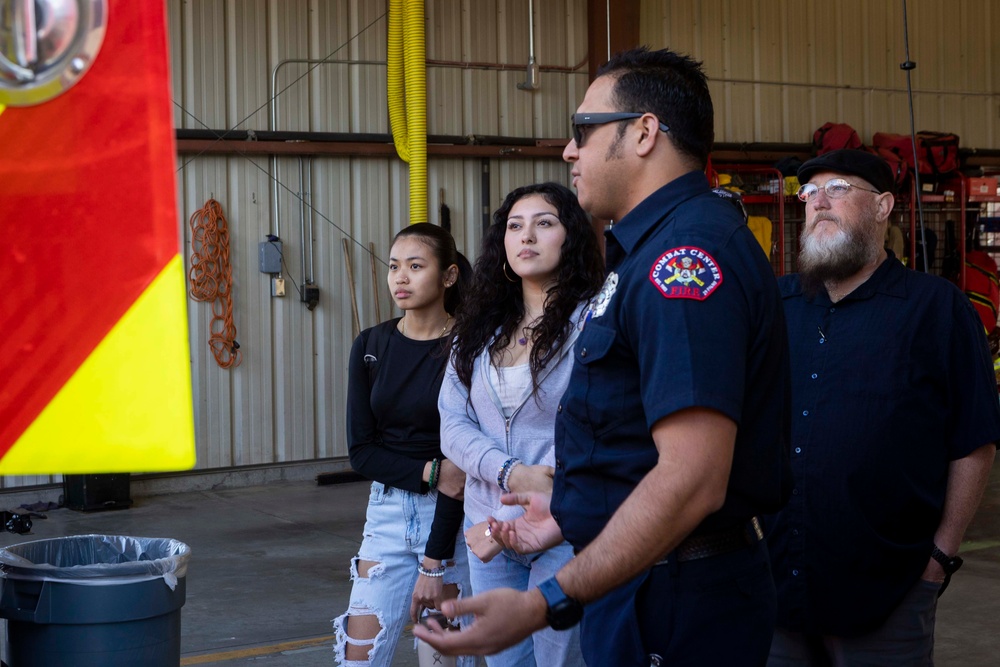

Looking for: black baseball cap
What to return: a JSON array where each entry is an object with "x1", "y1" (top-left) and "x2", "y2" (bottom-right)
[{"x1": 798, "y1": 149, "x2": 896, "y2": 195}]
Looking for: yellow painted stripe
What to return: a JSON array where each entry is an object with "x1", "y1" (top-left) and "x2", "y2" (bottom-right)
[
  {"x1": 180, "y1": 636, "x2": 335, "y2": 665},
  {"x1": 0, "y1": 256, "x2": 196, "y2": 474},
  {"x1": 0, "y1": 77, "x2": 64, "y2": 107}
]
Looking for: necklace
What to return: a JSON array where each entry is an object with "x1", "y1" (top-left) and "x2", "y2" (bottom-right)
[
  {"x1": 517, "y1": 317, "x2": 541, "y2": 345},
  {"x1": 401, "y1": 315, "x2": 451, "y2": 338}
]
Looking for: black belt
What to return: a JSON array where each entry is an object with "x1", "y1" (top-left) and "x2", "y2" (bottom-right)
[{"x1": 656, "y1": 516, "x2": 764, "y2": 565}]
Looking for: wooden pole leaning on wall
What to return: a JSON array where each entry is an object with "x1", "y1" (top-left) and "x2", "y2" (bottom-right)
[
  {"x1": 342, "y1": 238, "x2": 361, "y2": 337},
  {"x1": 369, "y1": 242, "x2": 382, "y2": 325}
]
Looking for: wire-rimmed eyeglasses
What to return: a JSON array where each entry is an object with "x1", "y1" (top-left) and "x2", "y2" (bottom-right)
[
  {"x1": 796, "y1": 178, "x2": 882, "y2": 203},
  {"x1": 570, "y1": 112, "x2": 669, "y2": 148}
]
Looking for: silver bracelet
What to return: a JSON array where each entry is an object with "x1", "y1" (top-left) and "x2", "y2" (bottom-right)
[{"x1": 418, "y1": 564, "x2": 446, "y2": 578}]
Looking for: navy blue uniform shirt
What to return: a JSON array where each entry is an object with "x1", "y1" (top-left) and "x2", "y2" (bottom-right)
[
  {"x1": 551, "y1": 170, "x2": 792, "y2": 550},
  {"x1": 767, "y1": 253, "x2": 1000, "y2": 636}
]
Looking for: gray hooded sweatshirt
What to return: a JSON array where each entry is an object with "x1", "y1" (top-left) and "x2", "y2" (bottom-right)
[{"x1": 439, "y1": 303, "x2": 586, "y2": 525}]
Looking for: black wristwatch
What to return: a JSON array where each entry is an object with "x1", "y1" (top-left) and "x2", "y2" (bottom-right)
[
  {"x1": 537, "y1": 577, "x2": 583, "y2": 630},
  {"x1": 930, "y1": 545, "x2": 963, "y2": 597},
  {"x1": 930, "y1": 545, "x2": 963, "y2": 574}
]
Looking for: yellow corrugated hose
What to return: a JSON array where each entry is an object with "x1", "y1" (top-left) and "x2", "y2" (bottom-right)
[
  {"x1": 387, "y1": 1, "x2": 407, "y2": 161},
  {"x1": 387, "y1": 0, "x2": 427, "y2": 224}
]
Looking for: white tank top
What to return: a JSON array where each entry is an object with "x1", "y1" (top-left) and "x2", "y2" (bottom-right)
[{"x1": 487, "y1": 362, "x2": 532, "y2": 419}]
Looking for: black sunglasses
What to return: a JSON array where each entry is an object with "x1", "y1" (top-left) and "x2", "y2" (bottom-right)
[{"x1": 570, "y1": 112, "x2": 670, "y2": 147}]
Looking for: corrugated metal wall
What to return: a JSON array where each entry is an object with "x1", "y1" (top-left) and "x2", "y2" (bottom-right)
[
  {"x1": 166, "y1": 0, "x2": 588, "y2": 477},
  {"x1": 5, "y1": 0, "x2": 997, "y2": 488},
  {"x1": 641, "y1": 0, "x2": 1000, "y2": 147}
]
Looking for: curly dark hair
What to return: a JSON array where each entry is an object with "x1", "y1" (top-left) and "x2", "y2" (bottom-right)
[
  {"x1": 598, "y1": 46, "x2": 714, "y2": 170},
  {"x1": 450, "y1": 182, "x2": 605, "y2": 394}
]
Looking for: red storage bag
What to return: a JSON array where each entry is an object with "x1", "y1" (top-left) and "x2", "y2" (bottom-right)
[{"x1": 813, "y1": 122, "x2": 862, "y2": 155}]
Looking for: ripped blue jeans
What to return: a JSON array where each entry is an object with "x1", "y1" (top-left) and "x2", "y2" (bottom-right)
[{"x1": 333, "y1": 482, "x2": 473, "y2": 667}]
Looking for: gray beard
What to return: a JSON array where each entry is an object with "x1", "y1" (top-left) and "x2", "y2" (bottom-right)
[{"x1": 798, "y1": 218, "x2": 881, "y2": 285}]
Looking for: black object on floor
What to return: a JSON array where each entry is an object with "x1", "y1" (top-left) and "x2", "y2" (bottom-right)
[
  {"x1": 63, "y1": 474, "x2": 133, "y2": 511},
  {"x1": 316, "y1": 471, "x2": 367, "y2": 486},
  {"x1": 1, "y1": 511, "x2": 32, "y2": 534}
]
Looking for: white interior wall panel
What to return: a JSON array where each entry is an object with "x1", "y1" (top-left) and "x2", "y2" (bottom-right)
[
  {"x1": 239, "y1": 160, "x2": 280, "y2": 467},
  {"x1": 180, "y1": 0, "x2": 228, "y2": 130},
  {"x1": 532, "y1": 1, "x2": 585, "y2": 139},
  {"x1": 461, "y1": 1, "x2": 499, "y2": 134},
  {"x1": 641, "y1": 0, "x2": 999, "y2": 148},
  {"x1": 310, "y1": 157, "x2": 362, "y2": 460},
  {"x1": 426, "y1": 0, "x2": 464, "y2": 136},
  {"x1": 310, "y1": 1, "x2": 351, "y2": 133},
  {"x1": 270, "y1": 0, "x2": 312, "y2": 133},
  {"x1": 497, "y1": 1, "x2": 531, "y2": 137},
  {"x1": 350, "y1": 1, "x2": 389, "y2": 135},
  {"x1": 229, "y1": 0, "x2": 270, "y2": 133}
]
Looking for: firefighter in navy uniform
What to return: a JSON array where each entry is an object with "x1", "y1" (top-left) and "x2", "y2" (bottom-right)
[
  {"x1": 546, "y1": 167, "x2": 792, "y2": 665},
  {"x1": 414, "y1": 47, "x2": 792, "y2": 667}
]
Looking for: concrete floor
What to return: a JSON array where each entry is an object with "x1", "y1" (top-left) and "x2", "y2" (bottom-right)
[{"x1": 1, "y1": 463, "x2": 999, "y2": 666}]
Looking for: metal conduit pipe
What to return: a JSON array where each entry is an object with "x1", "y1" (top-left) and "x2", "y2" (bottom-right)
[
  {"x1": 270, "y1": 57, "x2": 584, "y2": 77},
  {"x1": 268, "y1": 57, "x2": 995, "y2": 94},
  {"x1": 306, "y1": 157, "x2": 314, "y2": 284},
  {"x1": 178, "y1": 128, "x2": 545, "y2": 145},
  {"x1": 175, "y1": 138, "x2": 567, "y2": 158},
  {"x1": 298, "y1": 156, "x2": 308, "y2": 289},
  {"x1": 516, "y1": 0, "x2": 540, "y2": 91}
]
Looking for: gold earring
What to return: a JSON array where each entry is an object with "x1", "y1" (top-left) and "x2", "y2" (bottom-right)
[{"x1": 503, "y1": 262, "x2": 519, "y2": 283}]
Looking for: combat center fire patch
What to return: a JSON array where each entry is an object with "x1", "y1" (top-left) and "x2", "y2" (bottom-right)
[{"x1": 649, "y1": 247, "x2": 723, "y2": 301}]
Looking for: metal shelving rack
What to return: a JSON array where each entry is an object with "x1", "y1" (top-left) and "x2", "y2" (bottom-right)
[{"x1": 713, "y1": 165, "x2": 789, "y2": 276}]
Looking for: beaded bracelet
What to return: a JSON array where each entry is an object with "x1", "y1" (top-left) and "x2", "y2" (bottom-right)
[
  {"x1": 429, "y1": 458, "x2": 439, "y2": 490},
  {"x1": 502, "y1": 459, "x2": 521, "y2": 492},
  {"x1": 497, "y1": 457, "x2": 522, "y2": 493},
  {"x1": 418, "y1": 564, "x2": 446, "y2": 578}
]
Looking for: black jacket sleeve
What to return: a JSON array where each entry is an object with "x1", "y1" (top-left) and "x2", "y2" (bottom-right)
[{"x1": 424, "y1": 491, "x2": 465, "y2": 561}]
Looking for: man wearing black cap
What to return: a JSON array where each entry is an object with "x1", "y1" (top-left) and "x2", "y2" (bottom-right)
[{"x1": 766, "y1": 148, "x2": 1000, "y2": 665}]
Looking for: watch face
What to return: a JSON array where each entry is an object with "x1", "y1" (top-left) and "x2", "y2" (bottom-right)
[
  {"x1": 539, "y1": 578, "x2": 583, "y2": 630},
  {"x1": 932, "y1": 547, "x2": 963, "y2": 574},
  {"x1": 547, "y1": 599, "x2": 584, "y2": 631}
]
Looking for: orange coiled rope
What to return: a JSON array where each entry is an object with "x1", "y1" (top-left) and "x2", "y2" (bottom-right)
[{"x1": 189, "y1": 199, "x2": 241, "y2": 368}]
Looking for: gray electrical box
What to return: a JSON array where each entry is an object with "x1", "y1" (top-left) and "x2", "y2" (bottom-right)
[{"x1": 258, "y1": 240, "x2": 282, "y2": 273}]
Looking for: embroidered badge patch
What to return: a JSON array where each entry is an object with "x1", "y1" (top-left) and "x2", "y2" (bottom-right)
[
  {"x1": 649, "y1": 247, "x2": 723, "y2": 300},
  {"x1": 584, "y1": 272, "x2": 618, "y2": 325}
]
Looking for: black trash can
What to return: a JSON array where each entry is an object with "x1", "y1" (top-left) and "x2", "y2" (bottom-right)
[{"x1": 0, "y1": 534, "x2": 191, "y2": 667}]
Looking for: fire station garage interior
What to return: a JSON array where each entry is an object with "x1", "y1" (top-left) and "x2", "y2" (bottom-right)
[{"x1": 2, "y1": 1, "x2": 1000, "y2": 666}]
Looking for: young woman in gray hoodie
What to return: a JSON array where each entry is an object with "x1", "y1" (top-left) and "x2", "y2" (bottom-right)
[{"x1": 440, "y1": 182, "x2": 604, "y2": 667}]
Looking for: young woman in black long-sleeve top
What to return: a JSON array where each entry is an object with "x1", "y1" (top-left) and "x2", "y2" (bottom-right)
[{"x1": 333, "y1": 223, "x2": 473, "y2": 667}]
